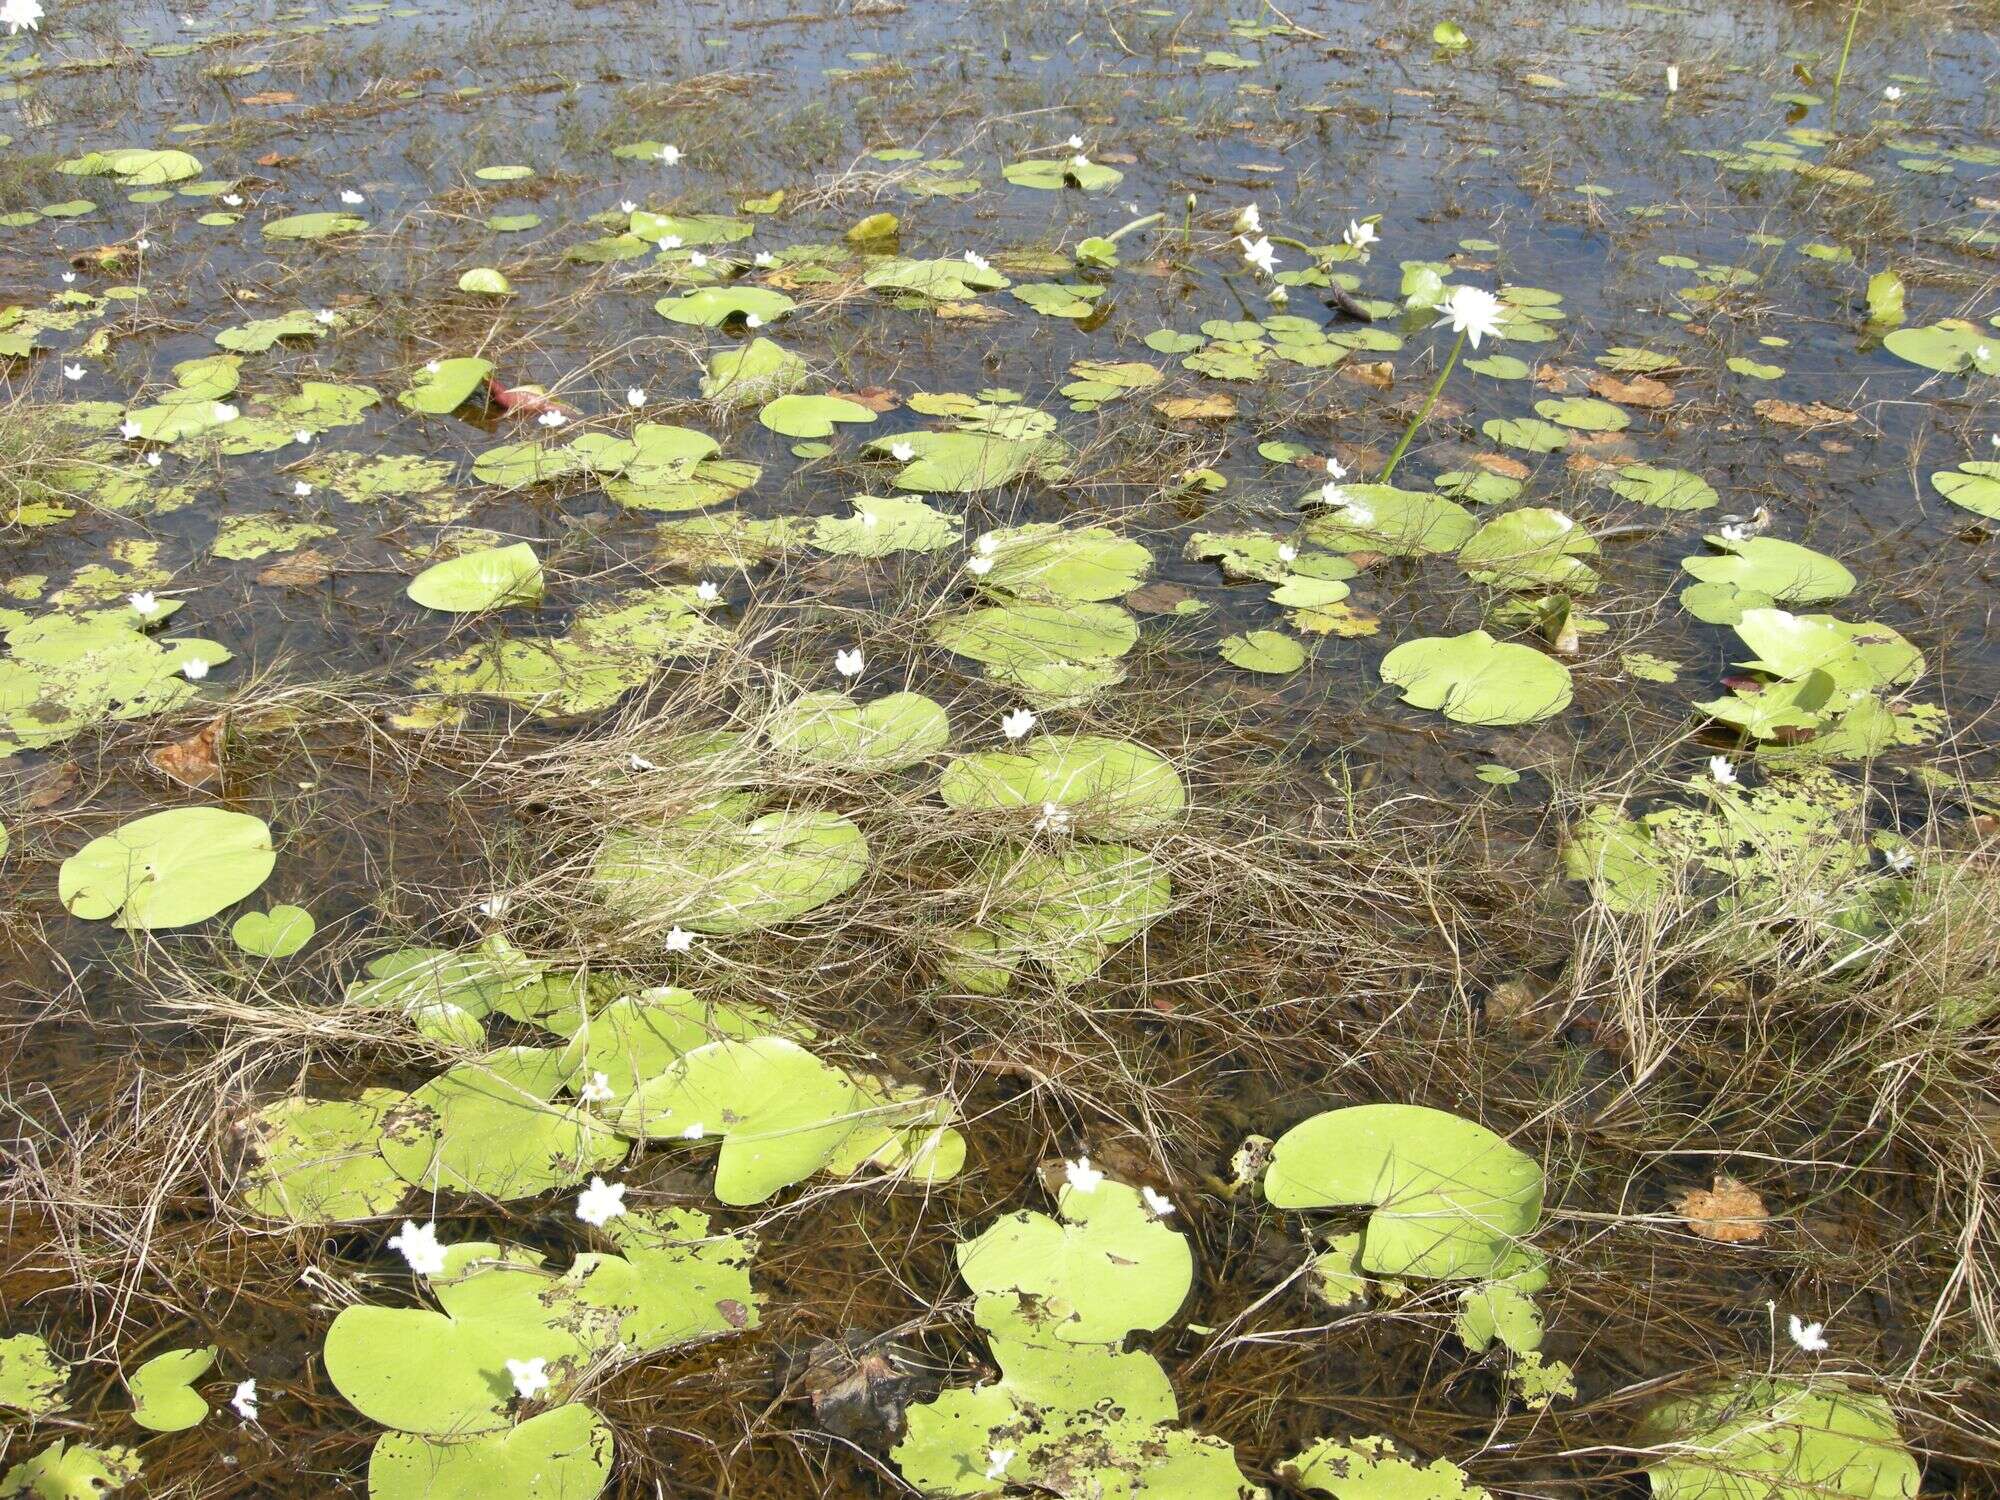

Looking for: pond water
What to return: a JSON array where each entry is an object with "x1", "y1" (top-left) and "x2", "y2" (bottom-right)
[{"x1": 2, "y1": 0, "x2": 1997, "y2": 1494}]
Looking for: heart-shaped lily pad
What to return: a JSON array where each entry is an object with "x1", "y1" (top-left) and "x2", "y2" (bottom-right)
[
  {"x1": 1379, "y1": 631, "x2": 1573, "y2": 725},
  {"x1": 593, "y1": 805, "x2": 869, "y2": 935},
  {"x1": 1636, "y1": 1377, "x2": 1918, "y2": 1500},
  {"x1": 367, "y1": 1403, "x2": 612, "y2": 1500},
  {"x1": 765, "y1": 691, "x2": 950, "y2": 771},
  {"x1": 127, "y1": 1345, "x2": 216, "y2": 1432},
  {"x1": 60, "y1": 808, "x2": 276, "y2": 929},
  {"x1": 654, "y1": 287, "x2": 796, "y2": 327},
  {"x1": 808, "y1": 495, "x2": 961, "y2": 557},
  {"x1": 237, "y1": 1089, "x2": 410, "y2": 1225},
  {"x1": 398, "y1": 358, "x2": 495, "y2": 415},
  {"x1": 407, "y1": 543, "x2": 544, "y2": 613},
  {"x1": 0, "y1": 1334, "x2": 68, "y2": 1417},
  {"x1": 231, "y1": 903, "x2": 316, "y2": 957},
  {"x1": 939, "y1": 735, "x2": 1185, "y2": 836},
  {"x1": 757, "y1": 394, "x2": 878, "y2": 439}
]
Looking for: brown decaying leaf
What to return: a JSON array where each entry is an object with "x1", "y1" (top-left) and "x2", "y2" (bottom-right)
[
  {"x1": 830, "y1": 386, "x2": 899, "y2": 412},
  {"x1": 1677, "y1": 1175, "x2": 1768, "y2": 1243},
  {"x1": 1342, "y1": 361, "x2": 1394, "y2": 390},
  {"x1": 148, "y1": 718, "x2": 226, "y2": 789},
  {"x1": 1590, "y1": 372, "x2": 1675, "y2": 408},
  {"x1": 1755, "y1": 398, "x2": 1856, "y2": 427},
  {"x1": 240, "y1": 90, "x2": 297, "y2": 106},
  {"x1": 1155, "y1": 394, "x2": 1236, "y2": 420},
  {"x1": 1471, "y1": 452, "x2": 1531, "y2": 479},
  {"x1": 258, "y1": 548, "x2": 335, "y2": 587},
  {"x1": 1126, "y1": 582, "x2": 1197, "y2": 614}
]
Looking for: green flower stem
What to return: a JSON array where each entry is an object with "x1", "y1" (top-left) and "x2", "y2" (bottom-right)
[
  {"x1": 1828, "y1": 0, "x2": 1865, "y2": 132},
  {"x1": 1103, "y1": 211, "x2": 1163, "y2": 246},
  {"x1": 1380, "y1": 327, "x2": 1466, "y2": 483}
]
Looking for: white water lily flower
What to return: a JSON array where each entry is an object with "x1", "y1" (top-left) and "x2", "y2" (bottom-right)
[
  {"x1": 60, "y1": 271, "x2": 76, "y2": 284},
  {"x1": 575, "y1": 1175, "x2": 628, "y2": 1227},
  {"x1": 1001, "y1": 707, "x2": 1037, "y2": 740},
  {"x1": 387, "y1": 1220, "x2": 447, "y2": 1276},
  {"x1": 1064, "y1": 1156, "x2": 1105, "y2": 1193},
  {"x1": 744, "y1": 313, "x2": 763, "y2": 329},
  {"x1": 1884, "y1": 847, "x2": 1916, "y2": 873},
  {"x1": 1788, "y1": 1314, "x2": 1828, "y2": 1352},
  {"x1": 62, "y1": 363, "x2": 83, "y2": 380},
  {"x1": 1883, "y1": 85, "x2": 1902, "y2": 102},
  {"x1": 965, "y1": 555, "x2": 994, "y2": 576},
  {"x1": 212, "y1": 402, "x2": 239, "y2": 423},
  {"x1": 627, "y1": 386, "x2": 646, "y2": 407},
  {"x1": 1142, "y1": 1186, "x2": 1175, "y2": 1217},
  {"x1": 1033, "y1": 801, "x2": 1072, "y2": 835},
  {"x1": 293, "y1": 429, "x2": 313, "y2": 445},
  {"x1": 129, "y1": 591, "x2": 159, "y2": 616},
  {"x1": 628, "y1": 753, "x2": 657, "y2": 772},
  {"x1": 1343, "y1": 219, "x2": 1378, "y2": 257},
  {"x1": 1268, "y1": 285, "x2": 1289, "y2": 305},
  {"x1": 985, "y1": 1449, "x2": 1016, "y2": 1481},
  {"x1": 1318, "y1": 480, "x2": 1350, "y2": 509},
  {"x1": 231, "y1": 1379, "x2": 259, "y2": 1422},
  {"x1": 1065, "y1": 133, "x2": 1084, "y2": 149},
  {"x1": 145, "y1": 452, "x2": 162, "y2": 468},
  {"x1": 619, "y1": 199, "x2": 637, "y2": 214},
  {"x1": 835, "y1": 646, "x2": 864, "y2": 679},
  {"x1": 664, "y1": 925, "x2": 695, "y2": 953},
  {"x1": 1238, "y1": 234, "x2": 1279, "y2": 276},
  {"x1": 579, "y1": 1071, "x2": 615, "y2": 1104},
  {"x1": 135, "y1": 237, "x2": 150, "y2": 251},
  {"x1": 505, "y1": 1357, "x2": 551, "y2": 1400},
  {"x1": 1666, "y1": 64, "x2": 1679, "y2": 94},
  {"x1": 537, "y1": 409, "x2": 567, "y2": 428},
  {"x1": 1277, "y1": 544, "x2": 1298, "y2": 563},
  {"x1": 293, "y1": 480, "x2": 312, "y2": 497},
  {"x1": 689, "y1": 250, "x2": 709, "y2": 268},
  {"x1": 681, "y1": 1122, "x2": 706, "y2": 1140},
  {"x1": 888, "y1": 441, "x2": 916, "y2": 462},
  {"x1": 658, "y1": 144, "x2": 683, "y2": 164},
  {"x1": 1234, "y1": 202, "x2": 1262, "y2": 234},
  {"x1": 1341, "y1": 500, "x2": 1377, "y2": 528},
  {"x1": 660, "y1": 235, "x2": 683, "y2": 251},
  {"x1": 339, "y1": 189, "x2": 365, "y2": 205},
  {"x1": 753, "y1": 250, "x2": 775, "y2": 267},
  {"x1": 1709, "y1": 756, "x2": 1738, "y2": 786},
  {"x1": 1718, "y1": 522, "x2": 1752, "y2": 543},
  {"x1": 478, "y1": 894, "x2": 509, "y2": 919},
  {"x1": 2, "y1": 0, "x2": 44, "y2": 35},
  {"x1": 424, "y1": 359, "x2": 441, "y2": 375},
  {"x1": 1437, "y1": 284, "x2": 1506, "y2": 348},
  {"x1": 222, "y1": 193, "x2": 243, "y2": 207},
  {"x1": 182, "y1": 658, "x2": 210, "y2": 681},
  {"x1": 976, "y1": 534, "x2": 998, "y2": 555}
]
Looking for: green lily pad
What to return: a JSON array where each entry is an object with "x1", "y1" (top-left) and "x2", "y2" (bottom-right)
[
  {"x1": 214, "y1": 308, "x2": 337, "y2": 353},
  {"x1": 231, "y1": 903, "x2": 316, "y2": 957},
  {"x1": 1636, "y1": 1377, "x2": 1917, "y2": 1500},
  {"x1": 1604, "y1": 463, "x2": 1718, "y2": 511},
  {"x1": 238, "y1": 1089, "x2": 410, "y2": 1225},
  {"x1": 1533, "y1": 396, "x2": 1629, "y2": 432},
  {"x1": 398, "y1": 358, "x2": 494, "y2": 415},
  {"x1": 263, "y1": 211, "x2": 368, "y2": 241},
  {"x1": 367, "y1": 1403, "x2": 612, "y2": 1500},
  {"x1": 1679, "y1": 535, "x2": 1855, "y2": 626},
  {"x1": 407, "y1": 544, "x2": 544, "y2": 612},
  {"x1": 940, "y1": 735, "x2": 1184, "y2": 837},
  {"x1": 1931, "y1": 461, "x2": 2000, "y2": 520},
  {"x1": 0, "y1": 1441, "x2": 142, "y2": 1498},
  {"x1": 1265, "y1": 1104, "x2": 1543, "y2": 1278},
  {"x1": 757, "y1": 394, "x2": 879, "y2": 439},
  {"x1": 1282, "y1": 1434, "x2": 1493, "y2": 1499},
  {"x1": 1220, "y1": 630, "x2": 1309, "y2": 674},
  {"x1": 1882, "y1": 319, "x2": 1999, "y2": 375},
  {"x1": 1304, "y1": 484, "x2": 1478, "y2": 556},
  {"x1": 766, "y1": 691, "x2": 950, "y2": 771},
  {"x1": 1002, "y1": 157, "x2": 1123, "y2": 191},
  {"x1": 699, "y1": 338, "x2": 808, "y2": 405},
  {"x1": 593, "y1": 806, "x2": 869, "y2": 936},
  {"x1": 0, "y1": 1335, "x2": 67, "y2": 1417},
  {"x1": 1380, "y1": 631, "x2": 1573, "y2": 725},
  {"x1": 1481, "y1": 416, "x2": 1571, "y2": 453},
  {"x1": 1458, "y1": 508, "x2": 1599, "y2": 593},
  {"x1": 931, "y1": 600, "x2": 1138, "y2": 682},
  {"x1": 127, "y1": 1346, "x2": 216, "y2": 1432},
  {"x1": 654, "y1": 287, "x2": 796, "y2": 328},
  {"x1": 808, "y1": 495, "x2": 961, "y2": 557},
  {"x1": 971, "y1": 523, "x2": 1151, "y2": 603},
  {"x1": 59, "y1": 808, "x2": 276, "y2": 929}
]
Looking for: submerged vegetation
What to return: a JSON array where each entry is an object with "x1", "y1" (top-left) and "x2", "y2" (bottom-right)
[{"x1": 2, "y1": 0, "x2": 1999, "y2": 1494}]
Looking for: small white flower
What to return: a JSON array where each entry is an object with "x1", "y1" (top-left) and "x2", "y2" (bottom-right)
[
  {"x1": 1884, "y1": 847, "x2": 1916, "y2": 873},
  {"x1": 1435, "y1": 284, "x2": 1506, "y2": 349},
  {"x1": 1064, "y1": 1156, "x2": 1105, "y2": 1193},
  {"x1": 1142, "y1": 1186, "x2": 1175, "y2": 1217},
  {"x1": 2, "y1": 0, "x2": 44, "y2": 35},
  {"x1": 1343, "y1": 219, "x2": 1379, "y2": 256},
  {"x1": 861, "y1": 510, "x2": 880, "y2": 528},
  {"x1": 212, "y1": 402, "x2": 239, "y2": 423},
  {"x1": 627, "y1": 386, "x2": 646, "y2": 407},
  {"x1": 619, "y1": 199, "x2": 637, "y2": 214},
  {"x1": 658, "y1": 144, "x2": 683, "y2": 165},
  {"x1": 230, "y1": 1379, "x2": 259, "y2": 1422},
  {"x1": 61, "y1": 271, "x2": 76, "y2": 284},
  {"x1": 1709, "y1": 756, "x2": 1738, "y2": 786},
  {"x1": 696, "y1": 580, "x2": 721, "y2": 602},
  {"x1": 1234, "y1": 202, "x2": 1262, "y2": 234},
  {"x1": 628, "y1": 753, "x2": 657, "y2": 771},
  {"x1": 1323, "y1": 457, "x2": 1349, "y2": 482},
  {"x1": 1666, "y1": 64, "x2": 1680, "y2": 94},
  {"x1": 575, "y1": 1175, "x2": 628, "y2": 1227},
  {"x1": 424, "y1": 359, "x2": 441, "y2": 375},
  {"x1": 985, "y1": 1448, "x2": 1016, "y2": 1481},
  {"x1": 665, "y1": 925, "x2": 695, "y2": 953},
  {"x1": 681, "y1": 1121, "x2": 706, "y2": 1139},
  {"x1": 182, "y1": 657, "x2": 210, "y2": 681},
  {"x1": 537, "y1": 409, "x2": 567, "y2": 428},
  {"x1": 963, "y1": 250, "x2": 990, "y2": 273},
  {"x1": 753, "y1": 250, "x2": 775, "y2": 267},
  {"x1": 744, "y1": 313, "x2": 763, "y2": 329},
  {"x1": 294, "y1": 480, "x2": 313, "y2": 497},
  {"x1": 1719, "y1": 523, "x2": 1752, "y2": 543},
  {"x1": 479, "y1": 893, "x2": 510, "y2": 919},
  {"x1": 387, "y1": 1220, "x2": 448, "y2": 1276},
  {"x1": 62, "y1": 363, "x2": 84, "y2": 381},
  {"x1": 835, "y1": 646, "x2": 864, "y2": 679},
  {"x1": 1788, "y1": 1314, "x2": 1829, "y2": 1353},
  {"x1": 1065, "y1": 133, "x2": 1084, "y2": 149},
  {"x1": 1238, "y1": 234, "x2": 1279, "y2": 276},
  {"x1": 129, "y1": 591, "x2": 159, "y2": 616},
  {"x1": 1979, "y1": 345, "x2": 1993, "y2": 364},
  {"x1": 145, "y1": 452, "x2": 162, "y2": 468},
  {"x1": 1883, "y1": 85, "x2": 1902, "y2": 102},
  {"x1": 966, "y1": 554, "x2": 995, "y2": 576},
  {"x1": 660, "y1": 234, "x2": 683, "y2": 250},
  {"x1": 293, "y1": 429, "x2": 313, "y2": 445},
  {"x1": 340, "y1": 189, "x2": 365, "y2": 205},
  {"x1": 1001, "y1": 707, "x2": 1037, "y2": 741},
  {"x1": 1341, "y1": 500, "x2": 1376, "y2": 527},
  {"x1": 505, "y1": 1357, "x2": 551, "y2": 1400},
  {"x1": 134, "y1": 237, "x2": 150, "y2": 251},
  {"x1": 1069, "y1": 153, "x2": 1090, "y2": 170},
  {"x1": 1277, "y1": 544, "x2": 1298, "y2": 563},
  {"x1": 579, "y1": 1071, "x2": 615, "y2": 1104},
  {"x1": 1033, "y1": 801, "x2": 1073, "y2": 835},
  {"x1": 689, "y1": 250, "x2": 709, "y2": 268},
  {"x1": 222, "y1": 193, "x2": 243, "y2": 207},
  {"x1": 976, "y1": 535, "x2": 998, "y2": 555},
  {"x1": 888, "y1": 441, "x2": 916, "y2": 462},
  {"x1": 1269, "y1": 285, "x2": 1289, "y2": 305}
]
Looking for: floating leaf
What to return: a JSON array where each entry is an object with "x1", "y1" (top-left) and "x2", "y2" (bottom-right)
[
  {"x1": 263, "y1": 211, "x2": 368, "y2": 241},
  {"x1": 231, "y1": 903, "x2": 316, "y2": 958},
  {"x1": 654, "y1": 287, "x2": 796, "y2": 328},
  {"x1": 808, "y1": 495, "x2": 960, "y2": 557},
  {"x1": 59, "y1": 808, "x2": 275, "y2": 929},
  {"x1": 766, "y1": 691, "x2": 950, "y2": 771},
  {"x1": 594, "y1": 806, "x2": 869, "y2": 936},
  {"x1": 1282, "y1": 1435, "x2": 1492, "y2": 1500},
  {"x1": 367, "y1": 1403, "x2": 612, "y2": 1500},
  {"x1": 0, "y1": 1335, "x2": 67, "y2": 1417},
  {"x1": 126, "y1": 1346, "x2": 216, "y2": 1433},
  {"x1": 971, "y1": 523, "x2": 1151, "y2": 603},
  {"x1": 238, "y1": 1090, "x2": 410, "y2": 1225},
  {"x1": 1636, "y1": 1377, "x2": 1917, "y2": 1500},
  {"x1": 1930, "y1": 461, "x2": 2000, "y2": 520},
  {"x1": 940, "y1": 735, "x2": 1184, "y2": 837},
  {"x1": 1604, "y1": 463, "x2": 1718, "y2": 511},
  {"x1": 1220, "y1": 630, "x2": 1308, "y2": 675},
  {"x1": 0, "y1": 1441, "x2": 142, "y2": 1498},
  {"x1": 398, "y1": 358, "x2": 494, "y2": 415},
  {"x1": 1379, "y1": 632, "x2": 1573, "y2": 725},
  {"x1": 757, "y1": 393, "x2": 878, "y2": 438},
  {"x1": 407, "y1": 544, "x2": 544, "y2": 613}
]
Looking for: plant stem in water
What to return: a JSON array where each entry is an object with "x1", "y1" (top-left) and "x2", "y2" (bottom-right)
[
  {"x1": 1380, "y1": 328, "x2": 1465, "y2": 483},
  {"x1": 1828, "y1": 0, "x2": 1866, "y2": 131}
]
